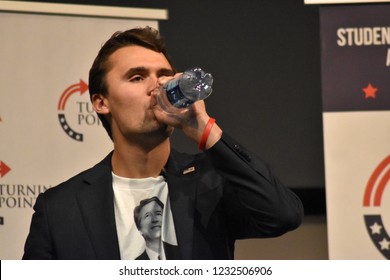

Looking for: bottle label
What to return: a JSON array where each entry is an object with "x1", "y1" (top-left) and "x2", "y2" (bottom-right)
[{"x1": 166, "y1": 79, "x2": 194, "y2": 108}]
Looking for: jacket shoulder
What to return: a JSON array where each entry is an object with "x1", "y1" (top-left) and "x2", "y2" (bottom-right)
[{"x1": 42, "y1": 153, "x2": 112, "y2": 199}]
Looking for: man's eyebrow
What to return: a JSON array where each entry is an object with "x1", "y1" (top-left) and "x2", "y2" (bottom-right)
[
  {"x1": 123, "y1": 67, "x2": 174, "y2": 78},
  {"x1": 124, "y1": 67, "x2": 149, "y2": 78},
  {"x1": 157, "y1": 68, "x2": 175, "y2": 76}
]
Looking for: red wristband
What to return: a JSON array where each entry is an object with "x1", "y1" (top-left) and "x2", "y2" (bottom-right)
[{"x1": 198, "y1": 118, "x2": 216, "y2": 150}]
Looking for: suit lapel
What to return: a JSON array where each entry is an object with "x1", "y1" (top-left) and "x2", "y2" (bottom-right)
[
  {"x1": 76, "y1": 154, "x2": 121, "y2": 260},
  {"x1": 164, "y1": 150, "x2": 198, "y2": 260}
]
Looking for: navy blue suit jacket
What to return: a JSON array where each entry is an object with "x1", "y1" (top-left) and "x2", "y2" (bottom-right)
[{"x1": 23, "y1": 134, "x2": 303, "y2": 259}]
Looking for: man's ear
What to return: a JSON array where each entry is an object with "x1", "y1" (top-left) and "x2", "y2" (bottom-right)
[{"x1": 91, "y1": 93, "x2": 109, "y2": 115}]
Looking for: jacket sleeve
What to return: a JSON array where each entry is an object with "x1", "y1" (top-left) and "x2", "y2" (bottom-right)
[
  {"x1": 205, "y1": 133, "x2": 304, "y2": 239},
  {"x1": 22, "y1": 193, "x2": 56, "y2": 259}
]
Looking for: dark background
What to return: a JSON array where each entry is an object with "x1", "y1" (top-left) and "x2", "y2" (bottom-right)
[{"x1": 22, "y1": 0, "x2": 325, "y2": 214}]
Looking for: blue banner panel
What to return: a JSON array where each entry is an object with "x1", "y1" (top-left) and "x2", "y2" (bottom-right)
[{"x1": 320, "y1": 4, "x2": 390, "y2": 112}]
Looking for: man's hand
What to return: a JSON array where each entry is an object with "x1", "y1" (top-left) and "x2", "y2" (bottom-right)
[{"x1": 151, "y1": 76, "x2": 222, "y2": 150}]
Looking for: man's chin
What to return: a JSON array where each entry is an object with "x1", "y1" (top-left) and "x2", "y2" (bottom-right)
[{"x1": 145, "y1": 123, "x2": 173, "y2": 140}]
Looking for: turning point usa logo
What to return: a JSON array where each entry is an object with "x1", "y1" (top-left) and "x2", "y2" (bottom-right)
[
  {"x1": 363, "y1": 155, "x2": 390, "y2": 259},
  {"x1": 57, "y1": 79, "x2": 101, "y2": 141}
]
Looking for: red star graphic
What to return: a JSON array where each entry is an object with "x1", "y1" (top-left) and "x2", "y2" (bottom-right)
[{"x1": 362, "y1": 83, "x2": 378, "y2": 99}]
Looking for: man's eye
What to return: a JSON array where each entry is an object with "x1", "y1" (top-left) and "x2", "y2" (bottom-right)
[{"x1": 130, "y1": 75, "x2": 143, "y2": 82}]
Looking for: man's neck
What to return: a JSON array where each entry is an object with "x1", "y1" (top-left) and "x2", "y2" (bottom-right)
[{"x1": 111, "y1": 138, "x2": 170, "y2": 179}]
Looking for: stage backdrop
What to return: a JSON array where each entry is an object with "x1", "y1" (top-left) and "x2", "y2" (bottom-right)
[
  {"x1": 320, "y1": 4, "x2": 390, "y2": 259},
  {"x1": 0, "y1": 1, "x2": 167, "y2": 259}
]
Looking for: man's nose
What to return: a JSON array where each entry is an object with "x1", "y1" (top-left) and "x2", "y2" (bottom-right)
[
  {"x1": 151, "y1": 213, "x2": 161, "y2": 222},
  {"x1": 147, "y1": 76, "x2": 160, "y2": 95}
]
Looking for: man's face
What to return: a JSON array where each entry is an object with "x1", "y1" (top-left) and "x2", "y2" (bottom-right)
[
  {"x1": 100, "y1": 45, "x2": 175, "y2": 142},
  {"x1": 138, "y1": 201, "x2": 163, "y2": 241}
]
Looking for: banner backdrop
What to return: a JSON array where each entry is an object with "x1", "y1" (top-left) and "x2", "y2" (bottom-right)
[
  {"x1": 320, "y1": 4, "x2": 390, "y2": 259},
  {"x1": 0, "y1": 3, "x2": 165, "y2": 259}
]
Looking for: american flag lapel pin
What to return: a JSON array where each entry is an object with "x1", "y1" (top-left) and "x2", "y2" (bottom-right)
[{"x1": 182, "y1": 166, "x2": 195, "y2": 175}]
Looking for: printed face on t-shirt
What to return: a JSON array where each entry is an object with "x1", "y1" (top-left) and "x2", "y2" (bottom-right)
[{"x1": 138, "y1": 201, "x2": 163, "y2": 241}]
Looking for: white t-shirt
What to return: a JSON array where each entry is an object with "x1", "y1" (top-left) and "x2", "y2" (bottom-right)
[{"x1": 112, "y1": 173, "x2": 177, "y2": 260}]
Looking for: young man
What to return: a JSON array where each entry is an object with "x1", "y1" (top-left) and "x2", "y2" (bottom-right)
[{"x1": 23, "y1": 27, "x2": 304, "y2": 260}]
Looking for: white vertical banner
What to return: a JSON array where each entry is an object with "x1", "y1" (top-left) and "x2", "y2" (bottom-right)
[
  {"x1": 320, "y1": 4, "x2": 390, "y2": 259},
  {"x1": 0, "y1": 1, "x2": 167, "y2": 259}
]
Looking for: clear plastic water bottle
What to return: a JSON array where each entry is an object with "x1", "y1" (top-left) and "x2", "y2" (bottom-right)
[{"x1": 156, "y1": 67, "x2": 213, "y2": 113}]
